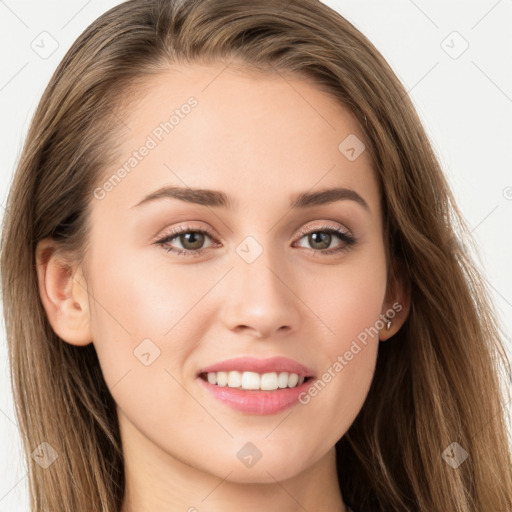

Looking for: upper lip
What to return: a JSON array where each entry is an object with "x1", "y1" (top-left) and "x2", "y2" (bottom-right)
[{"x1": 197, "y1": 356, "x2": 315, "y2": 377}]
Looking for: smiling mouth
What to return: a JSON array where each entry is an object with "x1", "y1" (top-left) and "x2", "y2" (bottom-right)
[{"x1": 199, "y1": 370, "x2": 312, "y2": 391}]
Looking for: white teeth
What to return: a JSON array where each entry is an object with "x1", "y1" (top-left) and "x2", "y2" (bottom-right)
[
  {"x1": 204, "y1": 370, "x2": 306, "y2": 390},
  {"x1": 277, "y1": 372, "x2": 289, "y2": 388},
  {"x1": 241, "y1": 371, "x2": 260, "y2": 390},
  {"x1": 227, "y1": 371, "x2": 242, "y2": 388},
  {"x1": 216, "y1": 371, "x2": 228, "y2": 386},
  {"x1": 261, "y1": 372, "x2": 278, "y2": 390}
]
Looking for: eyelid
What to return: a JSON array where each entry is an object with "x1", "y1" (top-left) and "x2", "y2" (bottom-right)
[
  {"x1": 295, "y1": 220, "x2": 352, "y2": 238},
  {"x1": 152, "y1": 222, "x2": 216, "y2": 243}
]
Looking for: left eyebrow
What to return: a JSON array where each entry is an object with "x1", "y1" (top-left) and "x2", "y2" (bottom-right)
[{"x1": 130, "y1": 185, "x2": 370, "y2": 212}]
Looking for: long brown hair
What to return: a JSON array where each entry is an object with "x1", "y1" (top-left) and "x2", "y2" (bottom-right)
[{"x1": 1, "y1": 0, "x2": 511, "y2": 510}]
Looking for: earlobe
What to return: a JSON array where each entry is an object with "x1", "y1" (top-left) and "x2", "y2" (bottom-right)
[{"x1": 35, "y1": 238, "x2": 92, "y2": 346}]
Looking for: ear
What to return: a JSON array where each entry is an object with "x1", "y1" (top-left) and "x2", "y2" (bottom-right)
[
  {"x1": 379, "y1": 262, "x2": 410, "y2": 342},
  {"x1": 35, "y1": 237, "x2": 92, "y2": 346}
]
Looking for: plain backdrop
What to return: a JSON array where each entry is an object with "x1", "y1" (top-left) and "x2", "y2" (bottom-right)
[{"x1": 1, "y1": 1, "x2": 511, "y2": 510}]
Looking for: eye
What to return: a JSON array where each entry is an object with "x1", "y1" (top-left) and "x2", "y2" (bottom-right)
[
  {"x1": 293, "y1": 223, "x2": 356, "y2": 255},
  {"x1": 155, "y1": 225, "x2": 218, "y2": 257}
]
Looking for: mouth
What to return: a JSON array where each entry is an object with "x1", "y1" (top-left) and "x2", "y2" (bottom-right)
[{"x1": 196, "y1": 356, "x2": 316, "y2": 415}]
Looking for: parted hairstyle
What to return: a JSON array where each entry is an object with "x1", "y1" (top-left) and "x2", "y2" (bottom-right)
[{"x1": 1, "y1": 0, "x2": 511, "y2": 511}]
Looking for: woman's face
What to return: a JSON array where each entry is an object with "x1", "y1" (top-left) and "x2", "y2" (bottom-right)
[{"x1": 62, "y1": 63, "x2": 403, "y2": 484}]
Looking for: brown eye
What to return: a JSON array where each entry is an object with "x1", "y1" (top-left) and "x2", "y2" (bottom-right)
[
  {"x1": 156, "y1": 227, "x2": 217, "y2": 257},
  {"x1": 294, "y1": 225, "x2": 357, "y2": 255},
  {"x1": 307, "y1": 231, "x2": 332, "y2": 250},
  {"x1": 178, "y1": 231, "x2": 206, "y2": 250}
]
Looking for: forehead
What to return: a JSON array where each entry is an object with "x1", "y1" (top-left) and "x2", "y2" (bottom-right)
[{"x1": 93, "y1": 62, "x2": 379, "y2": 217}]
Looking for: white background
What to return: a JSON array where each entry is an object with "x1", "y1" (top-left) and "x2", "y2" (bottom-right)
[{"x1": 1, "y1": 1, "x2": 511, "y2": 510}]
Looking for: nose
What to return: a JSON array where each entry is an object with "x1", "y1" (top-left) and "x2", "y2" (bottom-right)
[{"x1": 219, "y1": 244, "x2": 303, "y2": 339}]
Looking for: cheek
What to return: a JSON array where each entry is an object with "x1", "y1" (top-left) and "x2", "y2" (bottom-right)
[
  {"x1": 85, "y1": 239, "x2": 228, "y2": 397},
  {"x1": 303, "y1": 248, "x2": 387, "y2": 351},
  {"x1": 295, "y1": 244, "x2": 387, "y2": 414},
  {"x1": 87, "y1": 237, "x2": 209, "y2": 338},
  {"x1": 85, "y1": 241, "x2": 193, "y2": 386},
  {"x1": 85, "y1": 244, "x2": 202, "y2": 435}
]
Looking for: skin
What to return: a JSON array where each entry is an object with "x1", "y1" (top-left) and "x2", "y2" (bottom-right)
[{"x1": 36, "y1": 62, "x2": 410, "y2": 512}]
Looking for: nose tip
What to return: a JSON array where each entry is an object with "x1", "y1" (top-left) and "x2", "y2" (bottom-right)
[{"x1": 220, "y1": 256, "x2": 302, "y2": 339}]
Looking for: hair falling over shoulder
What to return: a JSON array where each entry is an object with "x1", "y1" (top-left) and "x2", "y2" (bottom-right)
[{"x1": 1, "y1": 0, "x2": 511, "y2": 510}]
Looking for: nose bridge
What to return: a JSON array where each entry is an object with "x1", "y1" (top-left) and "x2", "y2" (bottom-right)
[
  {"x1": 220, "y1": 233, "x2": 302, "y2": 336},
  {"x1": 236, "y1": 233, "x2": 288, "y2": 302},
  {"x1": 240, "y1": 240, "x2": 279, "y2": 290}
]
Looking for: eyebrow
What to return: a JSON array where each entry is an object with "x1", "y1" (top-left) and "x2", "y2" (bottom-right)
[{"x1": 130, "y1": 185, "x2": 370, "y2": 212}]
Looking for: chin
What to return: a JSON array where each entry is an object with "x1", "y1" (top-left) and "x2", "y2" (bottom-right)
[{"x1": 201, "y1": 447, "x2": 314, "y2": 484}]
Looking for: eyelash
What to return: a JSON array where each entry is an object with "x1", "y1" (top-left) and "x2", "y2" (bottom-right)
[{"x1": 155, "y1": 223, "x2": 357, "y2": 258}]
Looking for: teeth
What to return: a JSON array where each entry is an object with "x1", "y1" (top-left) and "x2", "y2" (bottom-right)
[
  {"x1": 277, "y1": 372, "x2": 289, "y2": 388},
  {"x1": 288, "y1": 373, "x2": 299, "y2": 387},
  {"x1": 204, "y1": 371, "x2": 306, "y2": 390},
  {"x1": 216, "y1": 371, "x2": 228, "y2": 386},
  {"x1": 242, "y1": 371, "x2": 260, "y2": 390},
  {"x1": 227, "y1": 371, "x2": 242, "y2": 388}
]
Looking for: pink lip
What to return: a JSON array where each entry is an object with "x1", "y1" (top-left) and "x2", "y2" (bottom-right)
[
  {"x1": 197, "y1": 356, "x2": 315, "y2": 377},
  {"x1": 198, "y1": 376, "x2": 315, "y2": 415},
  {"x1": 196, "y1": 356, "x2": 316, "y2": 415}
]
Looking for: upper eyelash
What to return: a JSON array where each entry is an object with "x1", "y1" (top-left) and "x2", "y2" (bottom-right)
[{"x1": 155, "y1": 223, "x2": 356, "y2": 257}]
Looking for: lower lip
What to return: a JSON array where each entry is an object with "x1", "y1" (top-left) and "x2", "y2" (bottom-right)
[{"x1": 197, "y1": 376, "x2": 315, "y2": 415}]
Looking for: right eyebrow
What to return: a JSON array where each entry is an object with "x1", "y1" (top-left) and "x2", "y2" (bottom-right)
[{"x1": 130, "y1": 186, "x2": 233, "y2": 210}]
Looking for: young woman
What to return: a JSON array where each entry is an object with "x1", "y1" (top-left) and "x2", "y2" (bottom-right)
[{"x1": 1, "y1": 0, "x2": 511, "y2": 511}]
